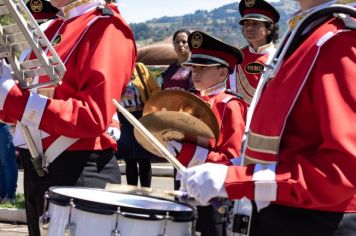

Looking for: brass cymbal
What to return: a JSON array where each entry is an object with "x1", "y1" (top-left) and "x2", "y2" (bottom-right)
[
  {"x1": 134, "y1": 111, "x2": 216, "y2": 157},
  {"x1": 143, "y1": 89, "x2": 219, "y2": 139},
  {"x1": 134, "y1": 90, "x2": 220, "y2": 157}
]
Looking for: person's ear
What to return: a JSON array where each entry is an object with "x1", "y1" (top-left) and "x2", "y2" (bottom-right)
[{"x1": 219, "y1": 67, "x2": 228, "y2": 78}]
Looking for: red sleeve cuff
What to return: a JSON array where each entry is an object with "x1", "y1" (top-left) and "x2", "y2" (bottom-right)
[
  {"x1": 3, "y1": 85, "x2": 28, "y2": 122},
  {"x1": 225, "y1": 165, "x2": 255, "y2": 200}
]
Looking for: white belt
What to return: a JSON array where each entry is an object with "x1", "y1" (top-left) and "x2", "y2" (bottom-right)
[
  {"x1": 13, "y1": 124, "x2": 78, "y2": 167},
  {"x1": 44, "y1": 136, "x2": 79, "y2": 166}
]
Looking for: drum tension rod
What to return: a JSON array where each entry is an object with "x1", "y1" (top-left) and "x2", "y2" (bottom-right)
[
  {"x1": 39, "y1": 191, "x2": 50, "y2": 234},
  {"x1": 111, "y1": 207, "x2": 121, "y2": 236},
  {"x1": 65, "y1": 199, "x2": 76, "y2": 236},
  {"x1": 158, "y1": 212, "x2": 170, "y2": 236}
]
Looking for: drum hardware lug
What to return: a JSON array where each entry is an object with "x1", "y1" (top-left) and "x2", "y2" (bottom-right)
[
  {"x1": 221, "y1": 201, "x2": 230, "y2": 223},
  {"x1": 191, "y1": 208, "x2": 198, "y2": 236},
  {"x1": 158, "y1": 212, "x2": 170, "y2": 236},
  {"x1": 39, "y1": 213, "x2": 50, "y2": 235},
  {"x1": 232, "y1": 214, "x2": 250, "y2": 235},
  {"x1": 111, "y1": 207, "x2": 121, "y2": 236},
  {"x1": 227, "y1": 211, "x2": 234, "y2": 234},
  {"x1": 64, "y1": 199, "x2": 76, "y2": 236},
  {"x1": 230, "y1": 198, "x2": 252, "y2": 236},
  {"x1": 224, "y1": 200, "x2": 235, "y2": 234},
  {"x1": 39, "y1": 191, "x2": 50, "y2": 235}
]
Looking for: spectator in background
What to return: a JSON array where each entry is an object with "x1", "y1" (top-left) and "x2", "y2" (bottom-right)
[
  {"x1": 161, "y1": 29, "x2": 193, "y2": 90},
  {"x1": 160, "y1": 29, "x2": 193, "y2": 191},
  {"x1": 0, "y1": 122, "x2": 18, "y2": 204},
  {"x1": 117, "y1": 62, "x2": 160, "y2": 187}
]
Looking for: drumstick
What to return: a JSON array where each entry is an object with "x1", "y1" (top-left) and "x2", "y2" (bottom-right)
[
  {"x1": 106, "y1": 183, "x2": 226, "y2": 214},
  {"x1": 112, "y1": 99, "x2": 226, "y2": 214},
  {"x1": 113, "y1": 99, "x2": 186, "y2": 172},
  {"x1": 105, "y1": 183, "x2": 189, "y2": 198}
]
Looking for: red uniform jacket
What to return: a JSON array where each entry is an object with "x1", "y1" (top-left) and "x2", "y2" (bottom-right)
[
  {"x1": 224, "y1": 15, "x2": 356, "y2": 212},
  {"x1": 227, "y1": 44, "x2": 275, "y2": 105},
  {"x1": 177, "y1": 84, "x2": 247, "y2": 167},
  {"x1": 0, "y1": 4, "x2": 136, "y2": 151}
]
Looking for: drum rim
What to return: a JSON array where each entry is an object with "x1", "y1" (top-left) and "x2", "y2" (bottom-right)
[{"x1": 48, "y1": 186, "x2": 195, "y2": 222}]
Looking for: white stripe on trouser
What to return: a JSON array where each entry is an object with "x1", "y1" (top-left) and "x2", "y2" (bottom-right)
[{"x1": 27, "y1": 125, "x2": 44, "y2": 156}]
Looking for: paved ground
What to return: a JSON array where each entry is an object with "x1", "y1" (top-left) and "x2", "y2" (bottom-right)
[
  {"x1": 0, "y1": 223, "x2": 28, "y2": 236},
  {"x1": 0, "y1": 164, "x2": 176, "y2": 236}
]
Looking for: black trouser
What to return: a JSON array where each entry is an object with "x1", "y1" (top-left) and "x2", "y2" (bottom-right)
[
  {"x1": 196, "y1": 205, "x2": 226, "y2": 236},
  {"x1": 250, "y1": 204, "x2": 356, "y2": 236},
  {"x1": 174, "y1": 168, "x2": 180, "y2": 190},
  {"x1": 124, "y1": 158, "x2": 151, "y2": 187},
  {"x1": 19, "y1": 148, "x2": 121, "y2": 236}
]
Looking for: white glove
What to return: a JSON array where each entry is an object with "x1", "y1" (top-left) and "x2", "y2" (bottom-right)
[
  {"x1": 180, "y1": 163, "x2": 228, "y2": 205},
  {"x1": 0, "y1": 60, "x2": 15, "y2": 110},
  {"x1": 106, "y1": 126, "x2": 121, "y2": 141},
  {"x1": 166, "y1": 140, "x2": 182, "y2": 157}
]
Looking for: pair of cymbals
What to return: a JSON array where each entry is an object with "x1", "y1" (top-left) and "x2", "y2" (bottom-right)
[{"x1": 134, "y1": 90, "x2": 219, "y2": 157}]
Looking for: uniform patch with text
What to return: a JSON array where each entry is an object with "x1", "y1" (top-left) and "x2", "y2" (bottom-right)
[{"x1": 245, "y1": 62, "x2": 264, "y2": 74}]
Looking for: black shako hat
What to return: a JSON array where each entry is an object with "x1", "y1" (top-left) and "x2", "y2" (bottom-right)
[
  {"x1": 26, "y1": 0, "x2": 58, "y2": 21},
  {"x1": 239, "y1": 0, "x2": 280, "y2": 24},
  {"x1": 182, "y1": 31, "x2": 243, "y2": 74}
]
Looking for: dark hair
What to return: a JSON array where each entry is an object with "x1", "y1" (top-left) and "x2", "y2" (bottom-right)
[
  {"x1": 241, "y1": 22, "x2": 280, "y2": 44},
  {"x1": 265, "y1": 22, "x2": 280, "y2": 44},
  {"x1": 172, "y1": 29, "x2": 191, "y2": 41}
]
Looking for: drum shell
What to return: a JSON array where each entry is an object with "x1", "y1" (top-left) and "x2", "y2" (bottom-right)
[{"x1": 44, "y1": 187, "x2": 195, "y2": 236}]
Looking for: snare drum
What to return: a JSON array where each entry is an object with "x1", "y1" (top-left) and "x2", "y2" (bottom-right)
[{"x1": 40, "y1": 187, "x2": 195, "y2": 236}]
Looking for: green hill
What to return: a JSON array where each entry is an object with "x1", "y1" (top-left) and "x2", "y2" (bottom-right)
[{"x1": 130, "y1": 1, "x2": 299, "y2": 47}]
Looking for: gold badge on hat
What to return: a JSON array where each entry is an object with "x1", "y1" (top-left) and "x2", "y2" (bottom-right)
[
  {"x1": 245, "y1": 0, "x2": 256, "y2": 8},
  {"x1": 30, "y1": 0, "x2": 43, "y2": 12},
  {"x1": 191, "y1": 32, "x2": 203, "y2": 48}
]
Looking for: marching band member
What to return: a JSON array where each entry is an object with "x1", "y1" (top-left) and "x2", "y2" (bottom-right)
[
  {"x1": 161, "y1": 29, "x2": 193, "y2": 192},
  {"x1": 168, "y1": 31, "x2": 247, "y2": 236},
  {"x1": 0, "y1": 0, "x2": 136, "y2": 235},
  {"x1": 180, "y1": 0, "x2": 356, "y2": 235},
  {"x1": 228, "y1": 0, "x2": 280, "y2": 106}
]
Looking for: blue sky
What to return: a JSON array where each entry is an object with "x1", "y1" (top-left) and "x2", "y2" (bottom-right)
[{"x1": 118, "y1": 0, "x2": 280, "y2": 24}]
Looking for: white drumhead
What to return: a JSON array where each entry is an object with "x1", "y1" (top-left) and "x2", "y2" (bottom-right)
[{"x1": 50, "y1": 187, "x2": 192, "y2": 212}]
